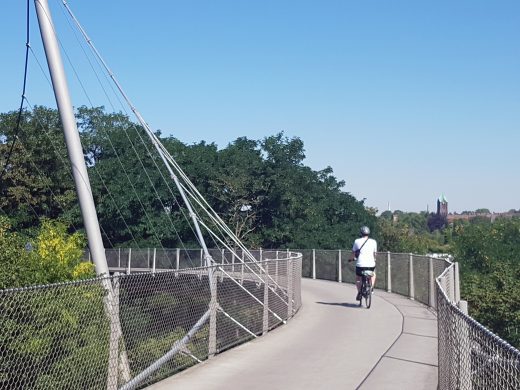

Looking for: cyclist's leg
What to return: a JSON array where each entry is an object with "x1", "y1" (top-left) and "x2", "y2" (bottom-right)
[
  {"x1": 355, "y1": 267, "x2": 362, "y2": 292},
  {"x1": 355, "y1": 267, "x2": 362, "y2": 300}
]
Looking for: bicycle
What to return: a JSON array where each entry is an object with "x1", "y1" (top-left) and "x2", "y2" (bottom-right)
[{"x1": 359, "y1": 270, "x2": 374, "y2": 309}]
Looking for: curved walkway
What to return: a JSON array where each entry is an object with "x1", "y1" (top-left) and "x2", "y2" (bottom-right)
[{"x1": 148, "y1": 278, "x2": 438, "y2": 390}]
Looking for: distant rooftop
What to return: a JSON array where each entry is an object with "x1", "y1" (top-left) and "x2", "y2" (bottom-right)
[{"x1": 438, "y1": 194, "x2": 448, "y2": 203}]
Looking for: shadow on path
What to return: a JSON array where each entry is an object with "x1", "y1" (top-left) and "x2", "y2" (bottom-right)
[{"x1": 316, "y1": 301, "x2": 360, "y2": 308}]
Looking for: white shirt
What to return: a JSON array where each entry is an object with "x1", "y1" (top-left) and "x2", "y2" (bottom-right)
[{"x1": 352, "y1": 237, "x2": 377, "y2": 267}]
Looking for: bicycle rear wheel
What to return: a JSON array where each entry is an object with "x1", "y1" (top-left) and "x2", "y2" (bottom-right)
[{"x1": 359, "y1": 275, "x2": 368, "y2": 307}]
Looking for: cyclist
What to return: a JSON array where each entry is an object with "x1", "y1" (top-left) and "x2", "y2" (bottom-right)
[{"x1": 350, "y1": 226, "x2": 377, "y2": 301}]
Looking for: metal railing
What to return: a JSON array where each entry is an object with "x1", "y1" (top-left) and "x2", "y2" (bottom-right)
[
  {"x1": 436, "y1": 263, "x2": 520, "y2": 389},
  {"x1": 0, "y1": 251, "x2": 302, "y2": 390},
  {"x1": 4, "y1": 248, "x2": 519, "y2": 389},
  {"x1": 298, "y1": 249, "x2": 448, "y2": 308}
]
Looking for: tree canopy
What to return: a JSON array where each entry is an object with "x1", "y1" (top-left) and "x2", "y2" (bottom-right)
[{"x1": 1, "y1": 106, "x2": 375, "y2": 251}]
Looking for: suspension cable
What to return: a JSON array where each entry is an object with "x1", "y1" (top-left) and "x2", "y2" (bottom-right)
[
  {"x1": 0, "y1": 0, "x2": 31, "y2": 184},
  {"x1": 53, "y1": 0, "x2": 200, "y2": 263}
]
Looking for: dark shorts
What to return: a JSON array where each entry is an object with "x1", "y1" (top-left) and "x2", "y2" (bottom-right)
[{"x1": 356, "y1": 266, "x2": 376, "y2": 277}]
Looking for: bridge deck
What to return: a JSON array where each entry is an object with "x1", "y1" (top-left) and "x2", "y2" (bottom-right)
[{"x1": 148, "y1": 278, "x2": 438, "y2": 389}]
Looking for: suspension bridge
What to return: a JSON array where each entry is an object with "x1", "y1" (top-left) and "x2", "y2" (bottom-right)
[{"x1": 1, "y1": 1, "x2": 519, "y2": 389}]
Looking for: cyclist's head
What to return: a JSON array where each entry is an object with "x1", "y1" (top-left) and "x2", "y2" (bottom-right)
[{"x1": 360, "y1": 226, "x2": 370, "y2": 236}]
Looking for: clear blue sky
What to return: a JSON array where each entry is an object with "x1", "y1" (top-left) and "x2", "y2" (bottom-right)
[{"x1": 2, "y1": 0, "x2": 519, "y2": 214}]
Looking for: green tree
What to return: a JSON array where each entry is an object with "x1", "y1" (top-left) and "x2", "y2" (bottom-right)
[
  {"x1": 452, "y1": 218, "x2": 520, "y2": 347},
  {"x1": 0, "y1": 107, "x2": 77, "y2": 230},
  {"x1": 0, "y1": 217, "x2": 93, "y2": 289}
]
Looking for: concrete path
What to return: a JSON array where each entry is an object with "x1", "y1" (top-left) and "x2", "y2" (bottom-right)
[{"x1": 148, "y1": 278, "x2": 438, "y2": 390}]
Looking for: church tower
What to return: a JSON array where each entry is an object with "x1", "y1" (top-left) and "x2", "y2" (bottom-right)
[{"x1": 437, "y1": 194, "x2": 448, "y2": 217}]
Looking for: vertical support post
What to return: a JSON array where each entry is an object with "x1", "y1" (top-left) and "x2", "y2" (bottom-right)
[
  {"x1": 221, "y1": 248, "x2": 225, "y2": 265},
  {"x1": 106, "y1": 274, "x2": 131, "y2": 389},
  {"x1": 240, "y1": 249, "x2": 244, "y2": 284},
  {"x1": 259, "y1": 248, "x2": 263, "y2": 261},
  {"x1": 200, "y1": 248, "x2": 203, "y2": 267},
  {"x1": 429, "y1": 257, "x2": 436, "y2": 308},
  {"x1": 106, "y1": 275, "x2": 119, "y2": 390},
  {"x1": 127, "y1": 248, "x2": 131, "y2": 275},
  {"x1": 176, "y1": 248, "x2": 180, "y2": 270},
  {"x1": 448, "y1": 265, "x2": 456, "y2": 302},
  {"x1": 386, "y1": 252, "x2": 392, "y2": 293},
  {"x1": 338, "y1": 250, "x2": 342, "y2": 283},
  {"x1": 312, "y1": 249, "x2": 316, "y2": 280},
  {"x1": 454, "y1": 262, "x2": 461, "y2": 304},
  {"x1": 409, "y1": 253, "x2": 415, "y2": 300},
  {"x1": 208, "y1": 269, "x2": 217, "y2": 358},
  {"x1": 459, "y1": 299, "x2": 468, "y2": 314},
  {"x1": 118, "y1": 248, "x2": 121, "y2": 269},
  {"x1": 275, "y1": 258, "x2": 279, "y2": 287},
  {"x1": 152, "y1": 248, "x2": 156, "y2": 274},
  {"x1": 262, "y1": 262, "x2": 269, "y2": 335},
  {"x1": 457, "y1": 300, "x2": 472, "y2": 390},
  {"x1": 147, "y1": 248, "x2": 150, "y2": 270},
  {"x1": 287, "y1": 258, "x2": 293, "y2": 318}
]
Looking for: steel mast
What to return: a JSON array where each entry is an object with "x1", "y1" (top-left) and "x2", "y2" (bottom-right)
[{"x1": 34, "y1": 0, "x2": 109, "y2": 276}]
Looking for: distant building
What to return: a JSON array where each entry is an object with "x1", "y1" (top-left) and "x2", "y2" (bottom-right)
[{"x1": 437, "y1": 194, "x2": 448, "y2": 217}]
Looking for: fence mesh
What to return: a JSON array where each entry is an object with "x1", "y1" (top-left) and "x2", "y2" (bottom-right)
[
  {"x1": 0, "y1": 253, "x2": 302, "y2": 390},
  {"x1": 437, "y1": 265, "x2": 520, "y2": 390},
  {"x1": 11, "y1": 248, "x2": 520, "y2": 389}
]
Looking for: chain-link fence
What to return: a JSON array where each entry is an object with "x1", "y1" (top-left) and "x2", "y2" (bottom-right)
[
  {"x1": 0, "y1": 252, "x2": 302, "y2": 390},
  {"x1": 437, "y1": 264, "x2": 520, "y2": 389},
  {"x1": 16, "y1": 248, "x2": 520, "y2": 389}
]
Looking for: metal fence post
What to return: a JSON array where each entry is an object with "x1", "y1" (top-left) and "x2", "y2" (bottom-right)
[
  {"x1": 221, "y1": 248, "x2": 225, "y2": 264},
  {"x1": 147, "y1": 248, "x2": 150, "y2": 269},
  {"x1": 240, "y1": 249, "x2": 245, "y2": 284},
  {"x1": 118, "y1": 247, "x2": 121, "y2": 269},
  {"x1": 409, "y1": 253, "x2": 415, "y2": 300},
  {"x1": 454, "y1": 262, "x2": 461, "y2": 304},
  {"x1": 127, "y1": 248, "x2": 131, "y2": 274},
  {"x1": 176, "y1": 248, "x2": 180, "y2": 270},
  {"x1": 386, "y1": 252, "x2": 392, "y2": 293},
  {"x1": 429, "y1": 257, "x2": 436, "y2": 308},
  {"x1": 152, "y1": 248, "x2": 156, "y2": 274},
  {"x1": 312, "y1": 249, "x2": 316, "y2": 279},
  {"x1": 457, "y1": 300, "x2": 471, "y2": 390},
  {"x1": 275, "y1": 257, "x2": 279, "y2": 287},
  {"x1": 208, "y1": 269, "x2": 217, "y2": 358},
  {"x1": 287, "y1": 258, "x2": 293, "y2": 318},
  {"x1": 259, "y1": 248, "x2": 263, "y2": 261},
  {"x1": 106, "y1": 273, "x2": 131, "y2": 388},
  {"x1": 263, "y1": 261, "x2": 269, "y2": 335},
  {"x1": 338, "y1": 250, "x2": 342, "y2": 283}
]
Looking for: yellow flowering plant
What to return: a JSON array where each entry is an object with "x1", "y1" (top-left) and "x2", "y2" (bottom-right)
[{"x1": 34, "y1": 219, "x2": 94, "y2": 283}]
